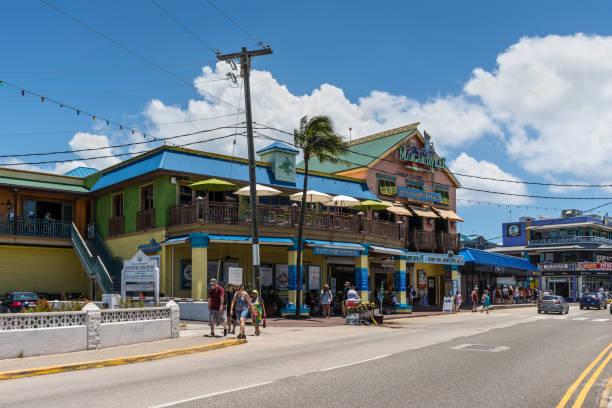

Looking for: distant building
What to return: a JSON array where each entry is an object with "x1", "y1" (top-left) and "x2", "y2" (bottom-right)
[
  {"x1": 460, "y1": 234, "x2": 498, "y2": 250},
  {"x1": 490, "y1": 209, "x2": 612, "y2": 300}
]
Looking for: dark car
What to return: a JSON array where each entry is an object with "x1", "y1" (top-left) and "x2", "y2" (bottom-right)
[
  {"x1": 2, "y1": 292, "x2": 40, "y2": 313},
  {"x1": 580, "y1": 293, "x2": 607, "y2": 310},
  {"x1": 538, "y1": 295, "x2": 569, "y2": 314}
]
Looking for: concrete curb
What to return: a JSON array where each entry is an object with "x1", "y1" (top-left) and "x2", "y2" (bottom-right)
[
  {"x1": 599, "y1": 375, "x2": 612, "y2": 408},
  {"x1": 0, "y1": 338, "x2": 246, "y2": 381}
]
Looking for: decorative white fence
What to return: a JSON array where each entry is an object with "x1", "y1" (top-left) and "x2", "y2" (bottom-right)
[{"x1": 0, "y1": 301, "x2": 180, "y2": 359}]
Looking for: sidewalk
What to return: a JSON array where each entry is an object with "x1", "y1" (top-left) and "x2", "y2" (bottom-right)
[{"x1": 0, "y1": 323, "x2": 243, "y2": 375}]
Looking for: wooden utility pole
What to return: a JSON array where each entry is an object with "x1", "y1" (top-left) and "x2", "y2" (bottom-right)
[{"x1": 217, "y1": 46, "x2": 272, "y2": 295}]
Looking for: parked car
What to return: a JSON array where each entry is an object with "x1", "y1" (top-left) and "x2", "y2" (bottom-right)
[
  {"x1": 580, "y1": 293, "x2": 607, "y2": 310},
  {"x1": 538, "y1": 295, "x2": 569, "y2": 314},
  {"x1": 2, "y1": 292, "x2": 40, "y2": 313}
]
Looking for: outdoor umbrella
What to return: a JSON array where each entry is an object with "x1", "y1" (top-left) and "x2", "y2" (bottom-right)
[
  {"x1": 234, "y1": 184, "x2": 282, "y2": 197},
  {"x1": 324, "y1": 195, "x2": 361, "y2": 208},
  {"x1": 188, "y1": 178, "x2": 237, "y2": 192},
  {"x1": 289, "y1": 190, "x2": 331, "y2": 203},
  {"x1": 350, "y1": 200, "x2": 391, "y2": 212}
]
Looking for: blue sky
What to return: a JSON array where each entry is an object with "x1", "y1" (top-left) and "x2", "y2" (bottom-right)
[{"x1": 3, "y1": 1, "x2": 612, "y2": 241}]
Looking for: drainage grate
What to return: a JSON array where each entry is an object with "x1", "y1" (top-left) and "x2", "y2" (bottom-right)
[{"x1": 451, "y1": 344, "x2": 510, "y2": 352}]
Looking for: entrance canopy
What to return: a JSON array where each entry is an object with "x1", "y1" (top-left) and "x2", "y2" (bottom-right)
[
  {"x1": 460, "y1": 249, "x2": 538, "y2": 273},
  {"x1": 161, "y1": 235, "x2": 294, "y2": 246},
  {"x1": 370, "y1": 245, "x2": 406, "y2": 256}
]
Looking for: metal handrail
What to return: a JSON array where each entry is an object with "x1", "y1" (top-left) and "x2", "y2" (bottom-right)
[{"x1": 70, "y1": 223, "x2": 114, "y2": 294}]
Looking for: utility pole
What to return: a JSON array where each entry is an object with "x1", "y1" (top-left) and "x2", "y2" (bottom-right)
[{"x1": 217, "y1": 46, "x2": 272, "y2": 296}]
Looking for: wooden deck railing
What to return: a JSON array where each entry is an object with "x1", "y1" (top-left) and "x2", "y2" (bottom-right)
[
  {"x1": 136, "y1": 209, "x2": 155, "y2": 231},
  {"x1": 438, "y1": 232, "x2": 459, "y2": 252},
  {"x1": 108, "y1": 216, "x2": 124, "y2": 236},
  {"x1": 0, "y1": 218, "x2": 71, "y2": 239}
]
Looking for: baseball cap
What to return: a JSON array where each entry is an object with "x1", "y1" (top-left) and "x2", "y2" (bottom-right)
[{"x1": 210, "y1": 278, "x2": 217, "y2": 284}]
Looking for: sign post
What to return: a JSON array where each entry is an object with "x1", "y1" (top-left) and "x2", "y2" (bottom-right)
[{"x1": 122, "y1": 250, "x2": 159, "y2": 304}]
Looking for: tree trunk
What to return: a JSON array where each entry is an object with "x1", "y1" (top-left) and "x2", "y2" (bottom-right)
[{"x1": 295, "y1": 157, "x2": 309, "y2": 317}]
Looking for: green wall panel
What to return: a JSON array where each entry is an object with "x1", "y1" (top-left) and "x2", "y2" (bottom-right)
[
  {"x1": 154, "y1": 175, "x2": 176, "y2": 228},
  {"x1": 124, "y1": 184, "x2": 139, "y2": 234},
  {"x1": 96, "y1": 194, "x2": 111, "y2": 237}
]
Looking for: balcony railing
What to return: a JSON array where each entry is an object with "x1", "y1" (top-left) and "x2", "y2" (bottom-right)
[
  {"x1": 411, "y1": 230, "x2": 436, "y2": 250},
  {"x1": 108, "y1": 216, "x2": 124, "y2": 236},
  {"x1": 528, "y1": 235, "x2": 612, "y2": 246},
  {"x1": 0, "y1": 218, "x2": 71, "y2": 239},
  {"x1": 438, "y1": 232, "x2": 459, "y2": 252},
  {"x1": 136, "y1": 209, "x2": 155, "y2": 231},
  {"x1": 169, "y1": 203, "x2": 402, "y2": 238}
]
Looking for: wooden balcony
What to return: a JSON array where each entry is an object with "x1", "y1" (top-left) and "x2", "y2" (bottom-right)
[
  {"x1": 136, "y1": 209, "x2": 155, "y2": 231},
  {"x1": 0, "y1": 218, "x2": 71, "y2": 239},
  {"x1": 411, "y1": 230, "x2": 436, "y2": 251},
  {"x1": 364, "y1": 219, "x2": 402, "y2": 240},
  {"x1": 438, "y1": 232, "x2": 459, "y2": 252},
  {"x1": 108, "y1": 216, "x2": 124, "y2": 236}
]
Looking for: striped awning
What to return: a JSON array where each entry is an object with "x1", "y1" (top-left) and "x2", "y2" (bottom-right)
[
  {"x1": 434, "y1": 208, "x2": 464, "y2": 222},
  {"x1": 408, "y1": 206, "x2": 439, "y2": 218},
  {"x1": 387, "y1": 205, "x2": 412, "y2": 216}
]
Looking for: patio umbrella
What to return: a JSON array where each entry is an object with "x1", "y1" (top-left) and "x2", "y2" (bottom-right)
[
  {"x1": 189, "y1": 178, "x2": 237, "y2": 192},
  {"x1": 234, "y1": 184, "x2": 282, "y2": 197},
  {"x1": 289, "y1": 190, "x2": 331, "y2": 203},
  {"x1": 324, "y1": 195, "x2": 361, "y2": 208},
  {"x1": 350, "y1": 200, "x2": 391, "y2": 211}
]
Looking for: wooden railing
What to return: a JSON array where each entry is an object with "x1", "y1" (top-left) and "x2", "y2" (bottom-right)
[
  {"x1": 364, "y1": 219, "x2": 402, "y2": 239},
  {"x1": 108, "y1": 216, "x2": 124, "y2": 236},
  {"x1": 0, "y1": 218, "x2": 71, "y2": 239},
  {"x1": 438, "y1": 232, "x2": 459, "y2": 252},
  {"x1": 411, "y1": 230, "x2": 436, "y2": 250},
  {"x1": 136, "y1": 209, "x2": 155, "y2": 231}
]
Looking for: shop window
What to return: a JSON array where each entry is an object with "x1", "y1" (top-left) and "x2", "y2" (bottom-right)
[
  {"x1": 179, "y1": 185, "x2": 193, "y2": 205},
  {"x1": 112, "y1": 194, "x2": 124, "y2": 217},
  {"x1": 378, "y1": 176, "x2": 397, "y2": 196},
  {"x1": 141, "y1": 185, "x2": 154, "y2": 211}
]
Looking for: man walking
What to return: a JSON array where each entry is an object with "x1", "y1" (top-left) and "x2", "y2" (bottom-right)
[
  {"x1": 471, "y1": 287, "x2": 479, "y2": 312},
  {"x1": 208, "y1": 278, "x2": 227, "y2": 337},
  {"x1": 342, "y1": 281, "x2": 350, "y2": 317}
]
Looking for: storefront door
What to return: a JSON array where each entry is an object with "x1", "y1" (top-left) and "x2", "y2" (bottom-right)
[{"x1": 427, "y1": 277, "x2": 436, "y2": 306}]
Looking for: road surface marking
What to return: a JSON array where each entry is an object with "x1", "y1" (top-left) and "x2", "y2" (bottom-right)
[
  {"x1": 573, "y1": 318, "x2": 590, "y2": 321},
  {"x1": 556, "y1": 341, "x2": 612, "y2": 408},
  {"x1": 321, "y1": 354, "x2": 391, "y2": 372},
  {"x1": 592, "y1": 319, "x2": 608, "y2": 322},
  {"x1": 572, "y1": 349, "x2": 612, "y2": 407},
  {"x1": 149, "y1": 381, "x2": 273, "y2": 408}
]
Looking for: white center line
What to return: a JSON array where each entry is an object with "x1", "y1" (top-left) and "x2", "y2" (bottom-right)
[
  {"x1": 593, "y1": 318, "x2": 609, "y2": 322},
  {"x1": 149, "y1": 381, "x2": 273, "y2": 408},
  {"x1": 321, "y1": 354, "x2": 391, "y2": 372},
  {"x1": 573, "y1": 317, "x2": 590, "y2": 320}
]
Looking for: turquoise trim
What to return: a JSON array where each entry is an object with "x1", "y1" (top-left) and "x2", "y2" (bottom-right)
[{"x1": 189, "y1": 233, "x2": 209, "y2": 248}]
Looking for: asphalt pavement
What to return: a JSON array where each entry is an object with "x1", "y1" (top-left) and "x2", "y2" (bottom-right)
[{"x1": 1, "y1": 306, "x2": 611, "y2": 408}]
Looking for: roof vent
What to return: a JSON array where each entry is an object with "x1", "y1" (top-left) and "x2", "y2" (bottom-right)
[{"x1": 256, "y1": 142, "x2": 299, "y2": 184}]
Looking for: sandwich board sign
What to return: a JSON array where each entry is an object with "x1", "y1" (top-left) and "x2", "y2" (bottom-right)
[{"x1": 122, "y1": 250, "x2": 159, "y2": 304}]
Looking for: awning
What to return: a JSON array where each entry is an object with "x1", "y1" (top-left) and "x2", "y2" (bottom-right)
[
  {"x1": 161, "y1": 236, "x2": 189, "y2": 246},
  {"x1": 370, "y1": 245, "x2": 406, "y2": 256},
  {"x1": 304, "y1": 239, "x2": 365, "y2": 257},
  {"x1": 460, "y1": 249, "x2": 538, "y2": 272},
  {"x1": 387, "y1": 206, "x2": 412, "y2": 216},
  {"x1": 434, "y1": 208, "x2": 464, "y2": 222},
  {"x1": 408, "y1": 206, "x2": 439, "y2": 218}
]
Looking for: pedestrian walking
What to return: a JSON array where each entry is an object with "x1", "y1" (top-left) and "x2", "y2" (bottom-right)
[
  {"x1": 456, "y1": 292, "x2": 463, "y2": 312},
  {"x1": 481, "y1": 290, "x2": 490, "y2": 314},
  {"x1": 321, "y1": 284, "x2": 332, "y2": 318},
  {"x1": 471, "y1": 287, "x2": 479, "y2": 312},
  {"x1": 225, "y1": 284, "x2": 236, "y2": 334},
  {"x1": 207, "y1": 279, "x2": 227, "y2": 337},
  {"x1": 342, "y1": 281, "x2": 350, "y2": 317},
  {"x1": 251, "y1": 290, "x2": 266, "y2": 336},
  {"x1": 513, "y1": 287, "x2": 519, "y2": 304},
  {"x1": 230, "y1": 284, "x2": 254, "y2": 341},
  {"x1": 502, "y1": 285, "x2": 509, "y2": 304},
  {"x1": 527, "y1": 287, "x2": 532, "y2": 303},
  {"x1": 494, "y1": 286, "x2": 502, "y2": 304}
]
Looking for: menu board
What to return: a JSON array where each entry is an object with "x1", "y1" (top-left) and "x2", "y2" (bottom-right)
[
  {"x1": 276, "y1": 264, "x2": 289, "y2": 290},
  {"x1": 261, "y1": 266, "x2": 273, "y2": 287}
]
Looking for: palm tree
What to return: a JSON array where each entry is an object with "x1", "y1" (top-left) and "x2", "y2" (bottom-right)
[{"x1": 294, "y1": 115, "x2": 344, "y2": 317}]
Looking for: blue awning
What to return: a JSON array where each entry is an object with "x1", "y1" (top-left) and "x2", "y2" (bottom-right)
[
  {"x1": 162, "y1": 235, "x2": 293, "y2": 246},
  {"x1": 370, "y1": 245, "x2": 406, "y2": 256},
  {"x1": 460, "y1": 249, "x2": 538, "y2": 272},
  {"x1": 304, "y1": 240, "x2": 364, "y2": 250},
  {"x1": 161, "y1": 236, "x2": 190, "y2": 245},
  {"x1": 304, "y1": 240, "x2": 364, "y2": 257}
]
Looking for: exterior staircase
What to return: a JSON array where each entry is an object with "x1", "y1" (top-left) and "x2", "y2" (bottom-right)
[
  {"x1": 87, "y1": 230, "x2": 123, "y2": 293},
  {"x1": 70, "y1": 223, "x2": 115, "y2": 294}
]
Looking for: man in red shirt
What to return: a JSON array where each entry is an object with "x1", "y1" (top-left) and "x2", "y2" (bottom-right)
[{"x1": 208, "y1": 279, "x2": 227, "y2": 337}]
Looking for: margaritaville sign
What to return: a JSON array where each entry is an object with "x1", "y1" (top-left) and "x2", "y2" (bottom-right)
[{"x1": 397, "y1": 147, "x2": 447, "y2": 169}]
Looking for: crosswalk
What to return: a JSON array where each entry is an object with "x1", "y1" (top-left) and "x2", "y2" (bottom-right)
[{"x1": 532, "y1": 314, "x2": 612, "y2": 322}]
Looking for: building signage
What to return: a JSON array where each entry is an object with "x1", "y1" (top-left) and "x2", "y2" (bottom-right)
[
  {"x1": 138, "y1": 238, "x2": 162, "y2": 254},
  {"x1": 404, "y1": 251, "x2": 465, "y2": 266},
  {"x1": 397, "y1": 148, "x2": 447, "y2": 169},
  {"x1": 122, "y1": 250, "x2": 159, "y2": 303},
  {"x1": 313, "y1": 246, "x2": 360, "y2": 257},
  {"x1": 397, "y1": 185, "x2": 442, "y2": 203},
  {"x1": 539, "y1": 263, "x2": 571, "y2": 271},
  {"x1": 577, "y1": 262, "x2": 612, "y2": 271},
  {"x1": 539, "y1": 262, "x2": 612, "y2": 275}
]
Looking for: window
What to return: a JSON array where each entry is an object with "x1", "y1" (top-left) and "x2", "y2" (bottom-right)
[
  {"x1": 435, "y1": 190, "x2": 450, "y2": 205},
  {"x1": 179, "y1": 185, "x2": 193, "y2": 205},
  {"x1": 141, "y1": 185, "x2": 154, "y2": 211},
  {"x1": 112, "y1": 194, "x2": 124, "y2": 217},
  {"x1": 406, "y1": 180, "x2": 424, "y2": 188},
  {"x1": 377, "y1": 175, "x2": 397, "y2": 196}
]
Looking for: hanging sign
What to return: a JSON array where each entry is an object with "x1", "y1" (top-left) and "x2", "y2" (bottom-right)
[
  {"x1": 313, "y1": 246, "x2": 360, "y2": 257},
  {"x1": 397, "y1": 185, "x2": 442, "y2": 203}
]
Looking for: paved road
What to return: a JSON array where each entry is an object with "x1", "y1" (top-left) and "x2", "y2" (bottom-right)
[{"x1": 1, "y1": 306, "x2": 611, "y2": 407}]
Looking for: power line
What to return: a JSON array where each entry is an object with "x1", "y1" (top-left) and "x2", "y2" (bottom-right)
[
  {"x1": 39, "y1": 0, "x2": 242, "y2": 111},
  {"x1": 0, "y1": 60, "x2": 218, "y2": 75},
  {"x1": 252, "y1": 131, "x2": 612, "y2": 201},
  {"x1": 0, "y1": 132, "x2": 244, "y2": 167},
  {"x1": 0, "y1": 124, "x2": 244, "y2": 159},
  {"x1": 253, "y1": 122, "x2": 612, "y2": 189},
  {"x1": 151, "y1": 0, "x2": 218, "y2": 55},
  {"x1": 204, "y1": 0, "x2": 263, "y2": 46}
]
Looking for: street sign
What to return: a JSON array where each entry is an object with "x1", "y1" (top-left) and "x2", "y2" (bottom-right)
[{"x1": 122, "y1": 250, "x2": 159, "y2": 304}]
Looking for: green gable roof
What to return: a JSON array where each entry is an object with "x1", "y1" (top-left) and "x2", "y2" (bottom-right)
[
  {"x1": 0, "y1": 176, "x2": 89, "y2": 193},
  {"x1": 297, "y1": 127, "x2": 417, "y2": 174}
]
